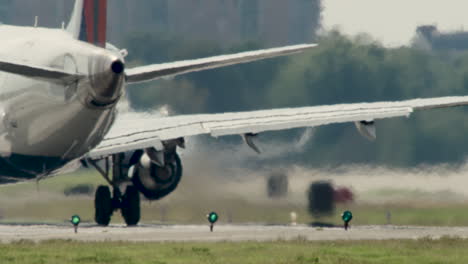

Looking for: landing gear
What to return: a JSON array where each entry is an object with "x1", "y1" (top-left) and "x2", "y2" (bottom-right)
[
  {"x1": 86, "y1": 144, "x2": 184, "y2": 226},
  {"x1": 93, "y1": 184, "x2": 141, "y2": 226},
  {"x1": 88, "y1": 153, "x2": 142, "y2": 226},
  {"x1": 94, "y1": 185, "x2": 113, "y2": 226}
]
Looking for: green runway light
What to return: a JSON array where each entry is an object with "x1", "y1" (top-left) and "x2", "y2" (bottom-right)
[
  {"x1": 207, "y1": 212, "x2": 218, "y2": 232},
  {"x1": 342, "y1": 210, "x2": 353, "y2": 231},
  {"x1": 71, "y1": 215, "x2": 81, "y2": 225},
  {"x1": 208, "y1": 212, "x2": 218, "y2": 224},
  {"x1": 71, "y1": 215, "x2": 81, "y2": 233},
  {"x1": 342, "y1": 211, "x2": 353, "y2": 222}
]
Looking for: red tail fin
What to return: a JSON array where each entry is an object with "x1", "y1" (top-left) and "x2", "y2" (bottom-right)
[{"x1": 79, "y1": 0, "x2": 107, "y2": 47}]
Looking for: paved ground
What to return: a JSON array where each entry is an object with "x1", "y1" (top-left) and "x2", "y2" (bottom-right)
[{"x1": 0, "y1": 224, "x2": 468, "y2": 242}]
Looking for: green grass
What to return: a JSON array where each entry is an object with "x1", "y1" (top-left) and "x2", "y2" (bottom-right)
[
  {"x1": 1, "y1": 237, "x2": 468, "y2": 264},
  {"x1": 2, "y1": 170, "x2": 468, "y2": 226}
]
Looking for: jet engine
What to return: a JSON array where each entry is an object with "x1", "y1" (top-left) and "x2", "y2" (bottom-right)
[{"x1": 131, "y1": 149, "x2": 183, "y2": 200}]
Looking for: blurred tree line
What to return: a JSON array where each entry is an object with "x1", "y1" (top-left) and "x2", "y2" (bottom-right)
[{"x1": 124, "y1": 30, "x2": 468, "y2": 167}]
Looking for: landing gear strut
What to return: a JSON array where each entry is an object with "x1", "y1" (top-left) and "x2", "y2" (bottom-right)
[{"x1": 88, "y1": 153, "x2": 141, "y2": 226}]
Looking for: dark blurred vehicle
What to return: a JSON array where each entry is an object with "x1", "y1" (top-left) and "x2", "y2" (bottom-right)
[
  {"x1": 307, "y1": 181, "x2": 354, "y2": 218},
  {"x1": 307, "y1": 181, "x2": 335, "y2": 217},
  {"x1": 266, "y1": 171, "x2": 288, "y2": 198}
]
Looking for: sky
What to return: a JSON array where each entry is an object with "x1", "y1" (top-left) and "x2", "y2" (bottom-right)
[{"x1": 322, "y1": 0, "x2": 468, "y2": 46}]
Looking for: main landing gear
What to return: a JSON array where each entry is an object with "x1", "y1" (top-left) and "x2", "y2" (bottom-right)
[{"x1": 87, "y1": 153, "x2": 141, "y2": 226}]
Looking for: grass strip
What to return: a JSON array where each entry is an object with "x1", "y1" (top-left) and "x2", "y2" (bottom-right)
[{"x1": 0, "y1": 236, "x2": 467, "y2": 264}]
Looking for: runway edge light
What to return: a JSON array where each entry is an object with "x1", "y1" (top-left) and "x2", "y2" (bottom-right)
[
  {"x1": 341, "y1": 210, "x2": 353, "y2": 231},
  {"x1": 71, "y1": 215, "x2": 81, "y2": 233},
  {"x1": 207, "y1": 212, "x2": 218, "y2": 232}
]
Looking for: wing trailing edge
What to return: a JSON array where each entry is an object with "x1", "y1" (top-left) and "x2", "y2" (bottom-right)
[{"x1": 125, "y1": 43, "x2": 317, "y2": 84}]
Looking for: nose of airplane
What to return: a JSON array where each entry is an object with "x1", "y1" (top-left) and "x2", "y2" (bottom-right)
[{"x1": 87, "y1": 54, "x2": 125, "y2": 107}]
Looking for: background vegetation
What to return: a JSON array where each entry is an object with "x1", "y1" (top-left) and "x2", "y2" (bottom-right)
[{"x1": 124, "y1": 30, "x2": 468, "y2": 167}]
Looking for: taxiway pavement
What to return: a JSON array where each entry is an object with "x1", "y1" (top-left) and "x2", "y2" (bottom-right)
[{"x1": 0, "y1": 224, "x2": 467, "y2": 242}]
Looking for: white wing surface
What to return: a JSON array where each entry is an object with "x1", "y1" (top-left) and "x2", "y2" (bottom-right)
[
  {"x1": 125, "y1": 44, "x2": 316, "y2": 84},
  {"x1": 0, "y1": 59, "x2": 83, "y2": 84},
  {"x1": 87, "y1": 96, "x2": 468, "y2": 159}
]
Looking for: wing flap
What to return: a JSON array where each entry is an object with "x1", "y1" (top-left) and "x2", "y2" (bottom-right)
[
  {"x1": 208, "y1": 107, "x2": 412, "y2": 136},
  {"x1": 125, "y1": 44, "x2": 317, "y2": 84},
  {"x1": 0, "y1": 59, "x2": 83, "y2": 84}
]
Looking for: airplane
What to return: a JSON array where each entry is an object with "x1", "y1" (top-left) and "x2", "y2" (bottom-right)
[{"x1": 0, "y1": 0, "x2": 468, "y2": 226}]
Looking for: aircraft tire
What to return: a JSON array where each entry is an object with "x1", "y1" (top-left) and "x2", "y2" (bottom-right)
[
  {"x1": 94, "y1": 185, "x2": 113, "y2": 226},
  {"x1": 121, "y1": 185, "x2": 141, "y2": 226}
]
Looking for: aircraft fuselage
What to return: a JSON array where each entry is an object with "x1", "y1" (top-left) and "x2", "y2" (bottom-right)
[{"x1": 0, "y1": 25, "x2": 125, "y2": 181}]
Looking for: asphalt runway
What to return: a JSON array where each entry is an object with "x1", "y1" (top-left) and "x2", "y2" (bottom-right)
[{"x1": 1, "y1": 224, "x2": 468, "y2": 242}]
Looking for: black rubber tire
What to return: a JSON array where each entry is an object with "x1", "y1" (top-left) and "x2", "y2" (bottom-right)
[
  {"x1": 94, "y1": 185, "x2": 113, "y2": 226},
  {"x1": 121, "y1": 185, "x2": 141, "y2": 226}
]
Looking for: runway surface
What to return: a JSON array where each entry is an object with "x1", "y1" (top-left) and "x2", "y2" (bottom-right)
[{"x1": 1, "y1": 224, "x2": 468, "y2": 242}]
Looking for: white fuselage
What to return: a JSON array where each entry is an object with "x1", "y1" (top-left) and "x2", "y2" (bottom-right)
[{"x1": 0, "y1": 25, "x2": 125, "y2": 180}]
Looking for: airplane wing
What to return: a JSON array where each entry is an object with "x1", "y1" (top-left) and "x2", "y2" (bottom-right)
[
  {"x1": 125, "y1": 44, "x2": 316, "y2": 84},
  {"x1": 86, "y1": 96, "x2": 468, "y2": 159},
  {"x1": 0, "y1": 43, "x2": 314, "y2": 85},
  {"x1": 0, "y1": 59, "x2": 83, "y2": 84}
]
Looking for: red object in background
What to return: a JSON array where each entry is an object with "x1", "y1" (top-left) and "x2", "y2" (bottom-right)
[{"x1": 333, "y1": 187, "x2": 354, "y2": 203}]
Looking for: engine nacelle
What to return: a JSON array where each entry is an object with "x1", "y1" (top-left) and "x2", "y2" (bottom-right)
[{"x1": 131, "y1": 150, "x2": 183, "y2": 200}]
